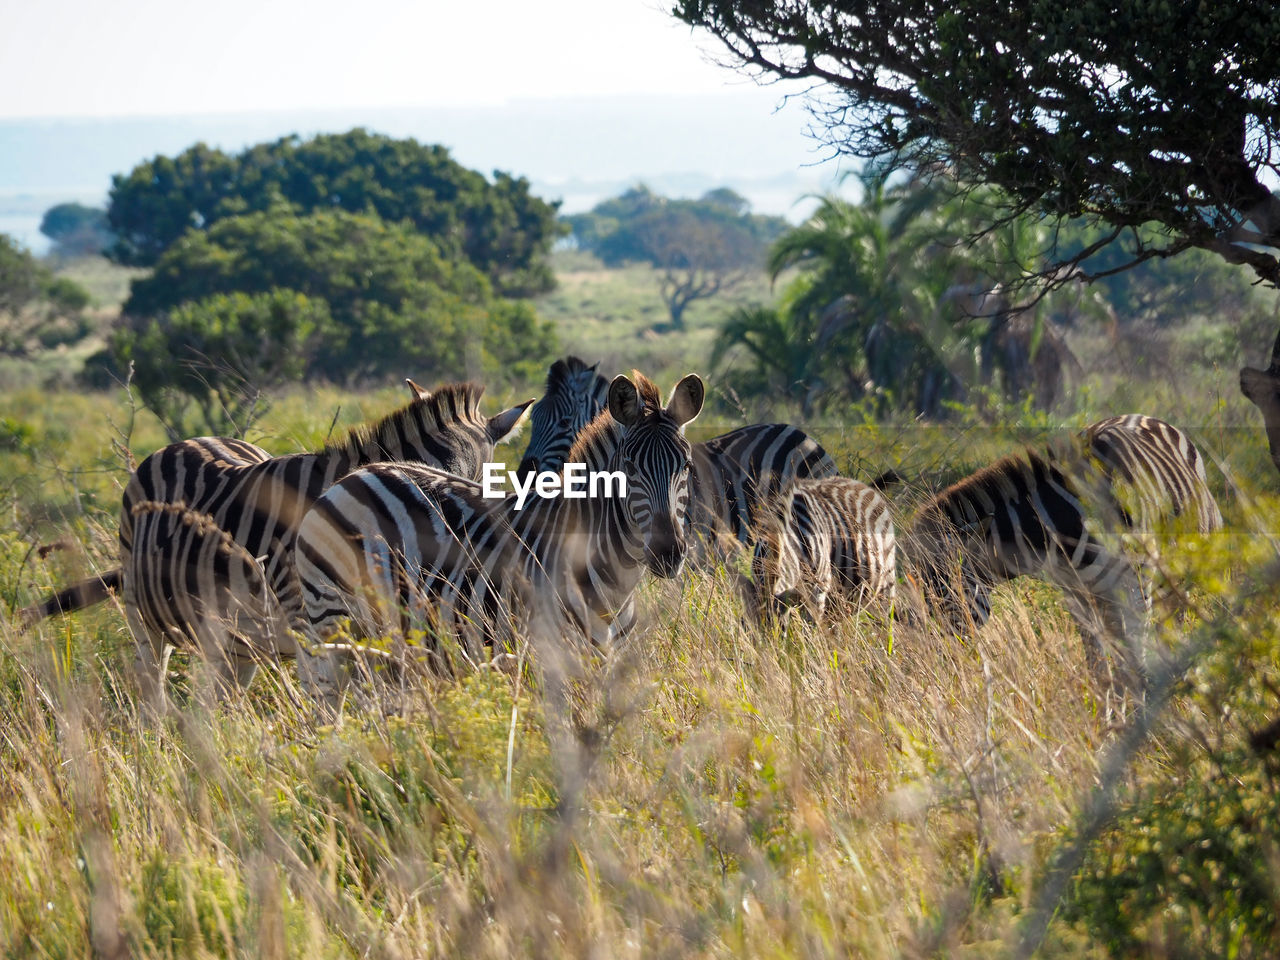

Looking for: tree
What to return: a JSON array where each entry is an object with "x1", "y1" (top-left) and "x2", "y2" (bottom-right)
[
  {"x1": 119, "y1": 207, "x2": 544, "y2": 381},
  {"x1": 713, "y1": 168, "x2": 1098, "y2": 417},
  {"x1": 567, "y1": 187, "x2": 786, "y2": 328},
  {"x1": 107, "y1": 129, "x2": 563, "y2": 296},
  {"x1": 39, "y1": 202, "x2": 113, "y2": 257},
  {"x1": 0, "y1": 234, "x2": 91, "y2": 357},
  {"x1": 103, "y1": 208, "x2": 557, "y2": 432},
  {"x1": 675, "y1": 2, "x2": 1279, "y2": 284},
  {"x1": 118, "y1": 289, "x2": 329, "y2": 439},
  {"x1": 674, "y1": 1, "x2": 1280, "y2": 456}
]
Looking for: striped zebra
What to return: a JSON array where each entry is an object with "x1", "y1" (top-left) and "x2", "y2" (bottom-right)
[
  {"x1": 291, "y1": 372, "x2": 704, "y2": 696},
  {"x1": 518, "y1": 356, "x2": 837, "y2": 561},
  {"x1": 43, "y1": 382, "x2": 533, "y2": 701},
  {"x1": 746, "y1": 477, "x2": 896, "y2": 626},
  {"x1": 688, "y1": 423, "x2": 838, "y2": 560},
  {"x1": 516, "y1": 355, "x2": 609, "y2": 478},
  {"x1": 904, "y1": 414, "x2": 1222, "y2": 685}
]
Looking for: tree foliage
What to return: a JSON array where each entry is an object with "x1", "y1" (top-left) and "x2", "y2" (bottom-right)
[
  {"x1": 566, "y1": 186, "x2": 786, "y2": 327},
  {"x1": 117, "y1": 289, "x2": 328, "y2": 439},
  {"x1": 105, "y1": 209, "x2": 557, "y2": 434},
  {"x1": 107, "y1": 128, "x2": 563, "y2": 296},
  {"x1": 0, "y1": 234, "x2": 91, "y2": 357},
  {"x1": 39, "y1": 203, "x2": 113, "y2": 257},
  {"x1": 674, "y1": 1, "x2": 1280, "y2": 287},
  {"x1": 711, "y1": 168, "x2": 1265, "y2": 418}
]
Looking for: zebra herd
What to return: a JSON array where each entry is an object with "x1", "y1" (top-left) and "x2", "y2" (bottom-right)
[{"x1": 20, "y1": 356, "x2": 1222, "y2": 707}]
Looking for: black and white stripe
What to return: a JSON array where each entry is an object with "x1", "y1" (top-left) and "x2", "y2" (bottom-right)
[
  {"x1": 117, "y1": 382, "x2": 533, "y2": 696},
  {"x1": 905, "y1": 414, "x2": 1222, "y2": 682},
  {"x1": 517, "y1": 355, "x2": 610, "y2": 478},
  {"x1": 747, "y1": 477, "x2": 896, "y2": 625},
  {"x1": 518, "y1": 357, "x2": 838, "y2": 561},
  {"x1": 292, "y1": 372, "x2": 704, "y2": 695},
  {"x1": 687, "y1": 423, "x2": 838, "y2": 560}
]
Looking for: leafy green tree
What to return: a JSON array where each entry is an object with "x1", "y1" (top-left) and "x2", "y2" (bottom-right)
[
  {"x1": 562, "y1": 185, "x2": 664, "y2": 257},
  {"x1": 711, "y1": 304, "x2": 823, "y2": 413},
  {"x1": 107, "y1": 129, "x2": 563, "y2": 295},
  {"x1": 0, "y1": 234, "x2": 91, "y2": 357},
  {"x1": 39, "y1": 203, "x2": 113, "y2": 257},
  {"x1": 714, "y1": 169, "x2": 1095, "y2": 417},
  {"x1": 675, "y1": 1, "x2": 1280, "y2": 285},
  {"x1": 714, "y1": 170, "x2": 950, "y2": 414},
  {"x1": 568, "y1": 187, "x2": 786, "y2": 328},
  {"x1": 675, "y1": 0, "x2": 1280, "y2": 458},
  {"x1": 116, "y1": 289, "x2": 329, "y2": 439},
  {"x1": 105, "y1": 208, "x2": 557, "y2": 433},
  {"x1": 119, "y1": 207, "x2": 552, "y2": 382}
]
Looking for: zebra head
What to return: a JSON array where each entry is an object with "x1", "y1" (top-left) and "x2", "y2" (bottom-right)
[
  {"x1": 517, "y1": 356, "x2": 610, "y2": 481},
  {"x1": 607, "y1": 371, "x2": 704, "y2": 579}
]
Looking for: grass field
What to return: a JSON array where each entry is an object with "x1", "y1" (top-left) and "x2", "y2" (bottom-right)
[{"x1": 0, "y1": 255, "x2": 1278, "y2": 956}]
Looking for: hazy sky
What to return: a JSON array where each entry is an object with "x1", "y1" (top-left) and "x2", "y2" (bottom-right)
[{"x1": 1, "y1": 0, "x2": 763, "y2": 118}]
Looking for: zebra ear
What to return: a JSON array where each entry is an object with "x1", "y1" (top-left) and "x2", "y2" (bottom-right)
[
  {"x1": 665, "y1": 374, "x2": 704, "y2": 426},
  {"x1": 405, "y1": 378, "x2": 431, "y2": 401},
  {"x1": 488, "y1": 398, "x2": 536, "y2": 443},
  {"x1": 608, "y1": 376, "x2": 643, "y2": 427}
]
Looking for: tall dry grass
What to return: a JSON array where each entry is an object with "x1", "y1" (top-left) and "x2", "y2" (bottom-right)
[
  {"x1": 0, "y1": 374, "x2": 1277, "y2": 957},
  {"x1": 5, "y1": 536, "x2": 1270, "y2": 958}
]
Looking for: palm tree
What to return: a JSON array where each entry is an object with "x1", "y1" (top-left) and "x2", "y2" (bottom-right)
[{"x1": 715, "y1": 165, "x2": 1089, "y2": 417}]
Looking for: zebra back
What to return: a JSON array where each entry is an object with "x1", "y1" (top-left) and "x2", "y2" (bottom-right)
[
  {"x1": 518, "y1": 356, "x2": 610, "y2": 477},
  {"x1": 689, "y1": 423, "x2": 839, "y2": 558},
  {"x1": 1083, "y1": 414, "x2": 1223, "y2": 534},
  {"x1": 116, "y1": 382, "x2": 533, "y2": 681},
  {"x1": 750, "y1": 476, "x2": 896, "y2": 623}
]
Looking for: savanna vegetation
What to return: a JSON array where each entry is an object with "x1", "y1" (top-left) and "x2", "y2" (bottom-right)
[{"x1": 1, "y1": 2, "x2": 1279, "y2": 954}]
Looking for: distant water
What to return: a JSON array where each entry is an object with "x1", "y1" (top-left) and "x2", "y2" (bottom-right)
[{"x1": 0, "y1": 213, "x2": 47, "y2": 253}]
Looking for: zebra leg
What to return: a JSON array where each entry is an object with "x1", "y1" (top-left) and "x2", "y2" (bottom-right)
[
  {"x1": 132, "y1": 637, "x2": 173, "y2": 715},
  {"x1": 208, "y1": 650, "x2": 259, "y2": 694},
  {"x1": 294, "y1": 641, "x2": 348, "y2": 713},
  {"x1": 1058, "y1": 561, "x2": 1148, "y2": 694},
  {"x1": 126, "y1": 594, "x2": 173, "y2": 714}
]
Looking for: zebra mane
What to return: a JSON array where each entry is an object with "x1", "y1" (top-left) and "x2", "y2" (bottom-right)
[
  {"x1": 327, "y1": 381, "x2": 487, "y2": 455},
  {"x1": 631, "y1": 371, "x2": 662, "y2": 411},
  {"x1": 563, "y1": 371, "x2": 666, "y2": 468},
  {"x1": 914, "y1": 440, "x2": 1089, "y2": 542}
]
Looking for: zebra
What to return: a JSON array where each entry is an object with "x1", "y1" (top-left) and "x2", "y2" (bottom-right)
[
  {"x1": 516, "y1": 355, "x2": 610, "y2": 479},
  {"x1": 516, "y1": 356, "x2": 837, "y2": 561},
  {"x1": 903, "y1": 414, "x2": 1222, "y2": 686},
  {"x1": 745, "y1": 477, "x2": 896, "y2": 626},
  {"x1": 291, "y1": 371, "x2": 704, "y2": 697},
  {"x1": 687, "y1": 422, "x2": 838, "y2": 560},
  {"x1": 28, "y1": 381, "x2": 533, "y2": 701}
]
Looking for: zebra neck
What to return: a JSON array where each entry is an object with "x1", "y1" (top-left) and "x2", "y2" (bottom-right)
[
  {"x1": 502, "y1": 474, "x2": 646, "y2": 612},
  {"x1": 314, "y1": 443, "x2": 369, "y2": 488}
]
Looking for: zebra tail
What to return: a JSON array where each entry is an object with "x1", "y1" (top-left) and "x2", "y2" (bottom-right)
[{"x1": 17, "y1": 568, "x2": 122, "y2": 630}]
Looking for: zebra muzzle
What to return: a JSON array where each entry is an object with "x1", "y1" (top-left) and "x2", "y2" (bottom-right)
[{"x1": 644, "y1": 534, "x2": 688, "y2": 579}]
